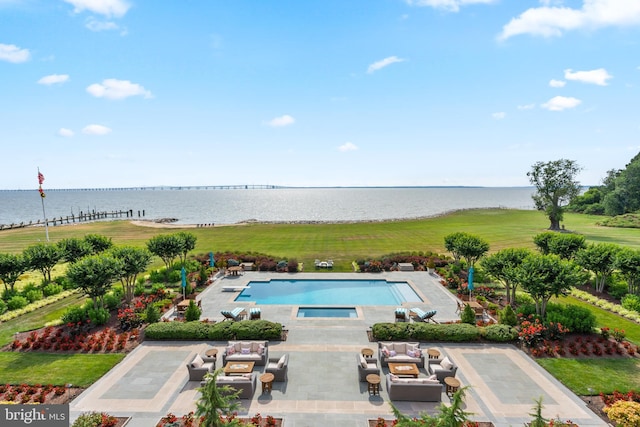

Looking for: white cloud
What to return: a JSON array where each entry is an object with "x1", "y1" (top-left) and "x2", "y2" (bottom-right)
[
  {"x1": 38, "y1": 74, "x2": 70, "y2": 85},
  {"x1": 266, "y1": 115, "x2": 295, "y2": 127},
  {"x1": 564, "y1": 68, "x2": 612, "y2": 85},
  {"x1": 0, "y1": 43, "x2": 30, "y2": 63},
  {"x1": 64, "y1": 0, "x2": 130, "y2": 18},
  {"x1": 367, "y1": 56, "x2": 405, "y2": 74},
  {"x1": 85, "y1": 18, "x2": 119, "y2": 32},
  {"x1": 549, "y1": 79, "x2": 566, "y2": 87},
  {"x1": 57, "y1": 128, "x2": 75, "y2": 137},
  {"x1": 499, "y1": 0, "x2": 640, "y2": 40},
  {"x1": 517, "y1": 103, "x2": 536, "y2": 110},
  {"x1": 405, "y1": 0, "x2": 496, "y2": 13},
  {"x1": 338, "y1": 142, "x2": 358, "y2": 152},
  {"x1": 492, "y1": 112, "x2": 506, "y2": 119},
  {"x1": 541, "y1": 95, "x2": 582, "y2": 111},
  {"x1": 86, "y1": 79, "x2": 152, "y2": 100},
  {"x1": 82, "y1": 124, "x2": 112, "y2": 135}
]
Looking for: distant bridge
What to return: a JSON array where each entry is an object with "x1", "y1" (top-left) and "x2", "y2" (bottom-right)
[{"x1": 0, "y1": 185, "x2": 286, "y2": 192}]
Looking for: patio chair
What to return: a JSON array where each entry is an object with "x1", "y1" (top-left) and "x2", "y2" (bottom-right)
[
  {"x1": 249, "y1": 307, "x2": 261, "y2": 320},
  {"x1": 221, "y1": 307, "x2": 245, "y2": 321},
  {"x1": 394, "y1": 307, "x2": 408, "y2": 322},
  {"x1": 410, "y1": 308, "x2": 438, "y2": 323}
]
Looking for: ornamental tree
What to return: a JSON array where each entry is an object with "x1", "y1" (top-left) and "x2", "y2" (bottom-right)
[
  {"x1": 176, "y1": 232, "x2": 197, "y2": 266},
  {"x1": 614, "y1": 247, "x2": 640, "y2": 295},
  {"x1": 0, "y1": 253, "x2": 28, "y2": 292},
  {"x1": 111, "y1": 246, "x2": 152, "y2": 304},
  {"x1": 481, "y1": 247, "x2": 532, "y2": 305},
  {"x1": 147, "y1": 234, "x2": 182, "y2": 272},
  {"x1": 574, "y1": 243, "x2": 620, "y2": 293},
  {"x1": 444, "y1": 232, "x2": 489, "y2": 268},
  {"x1": 57, "y1": 237, "x2": 93, "y2": 264},
  {"x1": 23, "y1": 243, "x2": 62, "y2": 284},
  {"x1": 528, "y1": 159, "x2": 582, "y2": 230},
  {"x1": 66, "y1": 254, "x2": 123, "y2": 310},
  {"x1": 515, "y1": 253, "x2": 587, "y2": 319}
]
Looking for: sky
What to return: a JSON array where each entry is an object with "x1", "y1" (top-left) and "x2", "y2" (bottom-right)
[{"x1": 1, "y1": 0, "x2": 640, "y2": 189}]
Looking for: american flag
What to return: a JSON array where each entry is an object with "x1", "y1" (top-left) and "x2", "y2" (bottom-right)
[
  {"x1": 38, "y1": 171, "x2": 45, "y2": 185},
  {"x1": 38, "y1": 170, "x2": 45, "y2": 198}
]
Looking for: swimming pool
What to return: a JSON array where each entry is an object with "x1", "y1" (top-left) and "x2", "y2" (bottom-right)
[{"x1": 234, "y1": 279, "x2": 422, "y2": 305}]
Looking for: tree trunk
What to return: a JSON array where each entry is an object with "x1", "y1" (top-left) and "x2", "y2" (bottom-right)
[{"x1": 548, "y1": 218, "x2": 560, "y2": 230}]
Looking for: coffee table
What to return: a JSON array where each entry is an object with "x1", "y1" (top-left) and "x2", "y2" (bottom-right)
[
  {"x1": 223, "y1": 361, "x2": 255, "y2": 375},
  {"x1": 388, "y1": 363, "x2": 419, "y2": 378}
]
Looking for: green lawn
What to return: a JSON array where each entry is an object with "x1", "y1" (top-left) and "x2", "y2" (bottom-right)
[
  {"x1": 537, "y1": 357, "x2": 640, "y2": 395},
  {"x1": 0, "y1": 352, "x2": 124, "y2": 387}
]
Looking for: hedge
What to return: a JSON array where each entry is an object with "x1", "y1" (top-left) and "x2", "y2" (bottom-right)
[
  {"x1": 371, "y1": 322, "x2": 517, "y2": 343},
  {"x1": 144, "y1": 319, "x2": 283, "y2": 341}
]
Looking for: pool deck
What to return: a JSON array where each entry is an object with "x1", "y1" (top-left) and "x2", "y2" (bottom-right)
[{"x1": 69, "y1": 271, "x2": 607, "y2": 427}]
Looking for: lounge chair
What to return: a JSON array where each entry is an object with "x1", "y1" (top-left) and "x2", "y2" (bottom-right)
[
  {"x1": 394, "y1": 307, "x2": 408, "y2": 322},
  {"x1": 221, "y1": 307, "x2": 246, "y2": 321},
  {"x1": 249, "y1": 307, "x2": 261, "y2": 320},
  {"x1": 410, "y1": 308, "x2": 438, "y2": 323}
]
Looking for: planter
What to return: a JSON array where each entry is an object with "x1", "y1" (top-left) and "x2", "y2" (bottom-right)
[{"x1": 368, "y1": 420, "x2": 493, "y2": 427}]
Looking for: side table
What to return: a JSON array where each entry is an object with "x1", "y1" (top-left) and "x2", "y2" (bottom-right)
[
  {"x1": 444, "y1": 376, "x2": 460, "y2": 397},
  {"x1": 203, "y1": 348, "x2": 218, "y2": 366},
  {"x1": 260, "y1": 373, "x2": 275, "y2": 394},
  {"x1": 361, "y1": 348, "x2": 374, "y2": 358},
  {"x1": 366, "y1": 374, "x2": 381, "y2": 396},
  {"x1": 427, "y1": 348, "x2": 441, "y2": 359}
]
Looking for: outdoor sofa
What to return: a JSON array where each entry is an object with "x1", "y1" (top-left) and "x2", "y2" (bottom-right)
[
  {"x1": 378, "y1": 342, "x2": 425, "y2": 368},
  {"x1": 385, "y1": 373, "x2": 442, "y2": 402},
  {"x1": 222, "y1": 341, "x2": 269, "y2": 366}
]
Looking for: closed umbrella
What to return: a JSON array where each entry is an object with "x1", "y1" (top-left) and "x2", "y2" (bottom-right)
[
  {"x1": 209, "y1": 251, "x2": 215, "y2": 268},
  {"x1": 468, "y1": 266, "x2": 474, "y2": 299},
  {"x1": 181, "y1": 267, "x2": 187, "y2": 299}
]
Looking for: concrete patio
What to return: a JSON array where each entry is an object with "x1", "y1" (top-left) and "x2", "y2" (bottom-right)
[{"x1": 69, "y1": 272, "x2": 607, "y2": 426}]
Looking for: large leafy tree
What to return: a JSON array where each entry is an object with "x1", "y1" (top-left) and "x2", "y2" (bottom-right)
[
  {"x1": 527, "y1": 159, "x2": 582, "y2": 230},
  {"x1": 516, "y1": 253, "x2": 587, "y2": 319},
  {"x1": 533, "y1": 231, "x2": 586, "y2": 260},
  {"x1": 444, "y1": 232, "x2": 489, "y2": 268},
  {"x1": 614, "y1": 247, "x2": 640, "y2": 295},
  {"x1": 111, "y1": 246, "x2": 152, "y2": 304},
  {"x1": 147, "y1": 234, "x2": 183, "y2": 271},
  {"x1": 0, "y1": 253, "x2": 28, "y2": 292},
  {"x1": 66, "y1": 254, "x2": 123, "y2": 310},
  {"x1": 481, "y1": 248, "x2": 532, "y2": 305},
  {"x1": 23, "y1": 243, "x2": 62, "y2": 284},
  {"x1": 575, "y1": 243, "x2": 620, "y2": 293},
  {"x1": 57, "y1": 237, "x2": 93, "y2": 264},
  {"x1": 444, "y1": 232, "x2": 467, "y2": 265}
]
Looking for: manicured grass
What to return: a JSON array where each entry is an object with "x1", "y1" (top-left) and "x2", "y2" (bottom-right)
[
  {"x1": 537, "y1": 357, "x2": 640, "y2": 395},
  {"x1": 556, "y1": 295, "x2": 640, "y2": 346},
  {"x1": 0, "y1": 293, "x2": 87, "y2": 347},
  {"x1": 0, "y1": 352, "x2": 124, "y2": 387}
]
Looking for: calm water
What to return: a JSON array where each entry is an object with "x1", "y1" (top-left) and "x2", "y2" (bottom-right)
[
  {"x1": 0, "y1": 187, "x2": 535, "y2": 226},
  {"x1": 234, "y1": 279, "x2": 422, "y2": 305}
]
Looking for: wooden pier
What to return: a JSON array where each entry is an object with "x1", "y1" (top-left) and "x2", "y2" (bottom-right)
[{"x1": 0, "y1": 209, "x2": 144, "y2": 231}]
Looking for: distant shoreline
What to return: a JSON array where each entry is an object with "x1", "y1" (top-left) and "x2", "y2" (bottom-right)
[{"x1": 0, "y1": 185, "x2": 537, "y2": 192}]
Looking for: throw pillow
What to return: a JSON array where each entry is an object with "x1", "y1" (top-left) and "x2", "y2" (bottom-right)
[
  {"x1": 428, "y1": 374, "x2": 438, "y2": 381},
  {"x1": 390, "y1": 374, "x2": 399, "y2": 382},
  {"x1": 191, "y1": 354, "x2": 204, "y2": 368},
  {"x1": 226, "y1": 345, "x2": 236, "y2": 356},
  {"x1": 381, "y1": 347, "x2": 390, "y2": 357},
  {"x1": 277, "y1": 354, "x2": 286, "y2": 369},
  {"x1": 414, "y1": 349, "x2": 422, "y2": 357},
  {"x1": 241, "y1": 348, "x2": 250, "y2": 354},
  {"x1": 257, "y1": 344, "x2": 265, "y2": 355},
  {"x1": 359, "y1": 354, "x2": 367, "y2": 369},
  {"x1": 389, "y1": 350, "x2": 397, "y2": 357},
  {"x1": 407, "y1": 350, "x2": 416, "y2": 357},
  {"x1": 441, "y1": 356, "x2": 453, "y2": 370}
]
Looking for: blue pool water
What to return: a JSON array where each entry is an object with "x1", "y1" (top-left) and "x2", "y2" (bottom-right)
[
  {"x1": 297, "y1": 307, "x2": 357, "y2": 318},
  {"x1": 234, "y1": 279, "x2": 422, "y2": 305}
]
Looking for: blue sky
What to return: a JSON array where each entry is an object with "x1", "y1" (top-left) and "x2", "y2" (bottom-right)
[{"x1": 1, "y1": 0, "x2": 640, "y2": 189}]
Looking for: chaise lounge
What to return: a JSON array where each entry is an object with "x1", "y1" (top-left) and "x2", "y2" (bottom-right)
[
  {"x1": 395, "y1": 307, "x2": 408, "y2": 322},
  {"x1": 410, "y1": 308, "x2": 438, "y2": 323},
  {"x1": 221, "y1": 307, "x2": 246, "y2": 321}
]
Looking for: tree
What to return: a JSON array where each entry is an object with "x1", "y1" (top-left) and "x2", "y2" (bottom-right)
[
  {"x1": 84, "y1": 234, "x2": 114, "y2": 254},
  {"x1": 614, "y1": 247, "x2": 640, "y2": 295},
  {"x1": 481, "y1": 248, "x2": 532, "y2": 305},
  {"x1": 176, "y1": 232, "x2": 197, "y2": 266},
  {"x1": 575, "y1": 243, "x2": 620, "y2": 293},
  {"x1": 444, "y1": 232, "x2": 489, "y2": 268},
  {"x1": 111, "y1": 246, "x2": 152, "y2": 304},
  {"x1": 390, "y1": 386, "x2": 473, "y2": 426},
  {"x1": 527, "y1": 159, "x2": 582, "y2": 230},
  {"x1": 147, "y1": 234, "x2": 182, "y2": 272},
  {"x1": 23, "y1": 243, "x2": 62, "y2": 284},
  {"x1": 533, "y1": 232, "x2": 585, "y2": 260},
  {"x1": 444, "y1": 232, "x2": 467, "y2": 265},
  {"x1": 57, "y1": 237, "x2": 93, "y2": 264},
  {"x1": 0, "y1": 253, "x2": 27, "y2": 292},
  {"x1": 196, "y1": 369, "x2": 242, "y2": 427},
  {"x1": 516, "y1": 254, "x2": 587, "y2": 319},
  {"x1": 66, "y1": 254, "x2": 123, "y2": 310}
]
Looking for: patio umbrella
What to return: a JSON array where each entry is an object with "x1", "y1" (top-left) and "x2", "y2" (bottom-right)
[
  {"x1": 468, "y1": 266, "x2": 474, "y2": 299},
  {"x1": 209, "y1": 251, "x2": 215, "y2": 268},
  {"x1": 181, "y1": 267, "x2": 187, "y2": 299}
]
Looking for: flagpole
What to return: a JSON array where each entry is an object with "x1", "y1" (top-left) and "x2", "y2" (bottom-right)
[{"x1": 38, "y1": 167, "x2": 49, "y2": 242}]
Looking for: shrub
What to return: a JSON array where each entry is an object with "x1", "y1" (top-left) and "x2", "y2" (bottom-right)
[
  {"x1": 0, "y1": 299, "x2": 6, "y2": 314},
  {"x1": 482, "y1": 324, "x2": 517, "y2": 342},
  {"x1": 499, "y1": 305, "x2": 518, "y2": 326},
  {"x1": 7, "y1": 295, "x2": 28, "y2": 311},
  {"x1": 88, "y1": 307, "x2": 110, "y2": 326},
  {"x1": 144, "y1": 320, "x2": 283, "y2": 341},
  {"x1": 24, "y1": 289, "x2": 43, "y2": 303},
  {"x1": 62, "y1": 305, "x2": 89, "y2": 325},
  {"x1": 184, "y1": 300, "x2": 201, "y2": 322},
  {"x1": 608, "y1": 280, "x2": 628, "y2": 301},
  {"x1": 460, "y1": 304, "x2": 476, "y2": 325},
  {"x1": 604, "y1": 400, "x2": 640, "y2": 427},
  {"x1": 71, "y1": 412, "x2": 118, "y2": 427},
  {"x1": 622, "y1": 294, "x2": 640, "y2": 313},
  {"x1": 145, "y1": 304, "x2": 161, "y2": 324},
  {"x1": 371, "y1": 322, "x2": 480, "y2": 342},
  {"x1": 546, "y1": 304, "x2": 596, "y2": 333},
  {"x1": 42, "y1": 283, "x2": 63, "y2": 297},
  {"x1": 103, "y1": 293, "x2": 122, "y2": 311}
]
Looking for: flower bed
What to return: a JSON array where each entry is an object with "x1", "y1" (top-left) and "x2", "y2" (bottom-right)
[
  {"x1": 156, "y1": 412, "x2": 283, "y2": 426},
  {"x1": 0, "y1": 383, "x2": 83, "y2": 405}
]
